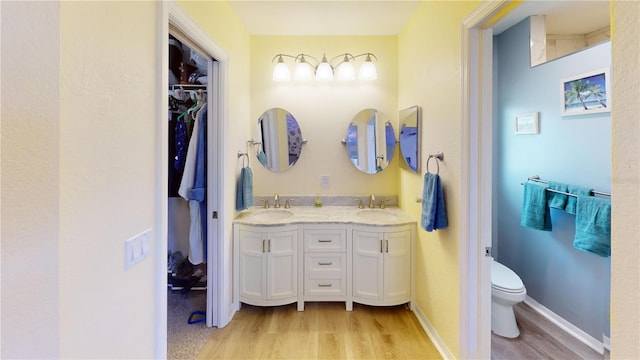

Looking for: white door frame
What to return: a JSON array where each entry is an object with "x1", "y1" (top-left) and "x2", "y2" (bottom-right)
[
  {"x1": 156, "y1": 2, "x2": 229, "y2": 358},
  {"x1": 460, "y1": 1, "x2": 514, "y2": 358}
]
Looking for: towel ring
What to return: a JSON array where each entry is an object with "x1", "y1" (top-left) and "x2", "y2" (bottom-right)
[
  {"x1": 237, "y1": 151, "x2": 249, "y2": 167},
  {"x1": 426, "y1": 152, "x2": 444, "y2": 175}
]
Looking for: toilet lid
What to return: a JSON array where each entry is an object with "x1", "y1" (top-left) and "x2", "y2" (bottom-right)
[{"x1": 492, "y1": 260, "x2": 524, "y2": 292}]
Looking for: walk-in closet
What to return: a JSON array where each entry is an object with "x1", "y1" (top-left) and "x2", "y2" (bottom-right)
[{"x1": 167, "y1": 33, "x2": 214, "y2": 358}]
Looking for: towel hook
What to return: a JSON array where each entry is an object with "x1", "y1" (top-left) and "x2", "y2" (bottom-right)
[
  {"x1": 426, "y1": 152, "x2": 444, "y2": 175},
  {"x1": 237, "y1": 151, "x2": 249, "y2": 167}
]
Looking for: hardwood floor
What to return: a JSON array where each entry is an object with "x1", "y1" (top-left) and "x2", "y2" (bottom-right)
[
  {"x1": 492, "y1": 302, "x2": 607, "y2": 360},
  {"x1": 197, "y1": 302, "x2": 442, "y2": 359}
]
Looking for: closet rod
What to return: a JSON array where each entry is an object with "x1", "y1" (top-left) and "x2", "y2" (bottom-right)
[{"x1": 524, "y1": 176, "x2": 611, "y2": 198}]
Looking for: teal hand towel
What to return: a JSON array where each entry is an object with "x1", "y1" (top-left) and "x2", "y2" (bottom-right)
[
  {"x1": 547, "y1": 181, "x2": 569, "y2": 210},
  {"x1": 235, "y1": 167, "x2": 254, "y2": 211},
  {"x1": 520, "y1": 182, "x2": 552, "y2": 231},
  {"x1": 574, "y1": 195, "x2": 611, "y2": 257},
  {"x1": 421, "y1": 173, "x2": 448, "y2": 232},
  {"x1": 565, "y1": 185, "x2": 591, "y2": 215}
]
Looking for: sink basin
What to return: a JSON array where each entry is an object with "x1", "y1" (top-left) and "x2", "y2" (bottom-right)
[
  {"x1": 356, "y1": 209, "x2": 398, "y2": 221},
  {"x1": 250, "y1": 209, "x2": 294, "y2": 221}
]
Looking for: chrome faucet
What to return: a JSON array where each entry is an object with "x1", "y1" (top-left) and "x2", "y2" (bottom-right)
[
  {"x1": 368, "y1": 194, "x2": 376, "y2": 208},
  {"x1": 273, "y1": 194, "x2": 280, "y2": 208},
  {"x1": 379, "y1": 199, "x2": 389, "y2": 209},
  {"x1": 284, "y1": 199, "x2": 294, "y2": 209}
]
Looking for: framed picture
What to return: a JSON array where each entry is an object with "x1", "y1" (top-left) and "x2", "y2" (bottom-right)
[
  {"x1": 515, "y1": 112, "x2": 540, "y2": 135},
  {"x1": 561, "y1": 68, "x2": 611, "y2": 116}
]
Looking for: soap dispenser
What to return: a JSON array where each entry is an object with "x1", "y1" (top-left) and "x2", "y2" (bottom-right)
[{"x1": 314, "y1": 195, "x2": 323, "y2": 207}]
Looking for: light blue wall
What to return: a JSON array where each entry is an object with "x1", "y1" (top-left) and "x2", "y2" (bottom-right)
[{"x1": 494, "y1": 18, "x2": 611, "y2": 340}]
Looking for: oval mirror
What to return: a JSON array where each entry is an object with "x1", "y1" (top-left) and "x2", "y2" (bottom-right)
[
  {"x1": 399, "y1": 105, "x2": 421, "y2": 173},
  {"x1": 253, "y1": 108, "x2": 303, "y2": 173},
  {"x1": 344, "y1": 109, "x2": 396, "y2": 174}
]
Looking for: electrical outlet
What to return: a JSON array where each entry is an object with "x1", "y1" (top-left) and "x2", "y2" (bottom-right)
[{"x1": 321, "y1": 175, "x2": 330, "y2": 188}]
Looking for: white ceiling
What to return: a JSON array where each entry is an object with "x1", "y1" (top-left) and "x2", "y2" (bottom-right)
[{"x1": 229, "y1": 0, "x2": 610, "y2": 37}]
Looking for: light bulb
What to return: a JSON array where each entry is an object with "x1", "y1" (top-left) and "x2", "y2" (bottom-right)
[
  {"x1": 315, "y1": 54, "x2": 334, "y2": 81},
  {"x1": 336, "y1": 55, "x2": 355, "y2": 81},
  {"x1": 294, "y1": 55, "x2": 314, "y2": 81},
  {"x1": 358, "y1": 54, "x2": 377, "y2": 80},
  {"x1": 272, "y1": 55, "x2": 291, "y2": 82}
]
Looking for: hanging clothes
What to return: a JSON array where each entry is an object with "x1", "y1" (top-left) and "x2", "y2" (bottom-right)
[{"x1": 179, "y1": 102, "x2": 207, "y2": 265}]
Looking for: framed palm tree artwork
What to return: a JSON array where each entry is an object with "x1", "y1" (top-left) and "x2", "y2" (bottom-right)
[{"x1": 561, "y1": 68, "x2": 611, "y2": 116}]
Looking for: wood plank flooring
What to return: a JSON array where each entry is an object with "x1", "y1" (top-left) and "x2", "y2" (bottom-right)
[
  {"x1": 197, "y1": 302, "x2": 442, "y2": 359},
  {"x1": 492, "y1": 302, "x2": 607, "y2": 360}
]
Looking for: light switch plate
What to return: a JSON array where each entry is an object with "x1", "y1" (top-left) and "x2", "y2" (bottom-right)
[
  {"x1": 321, "y1": 175, "x2": 330, "y2": 188},
  {"x1": 125, "y1": 228, "x2": 152, "y2": 270}
]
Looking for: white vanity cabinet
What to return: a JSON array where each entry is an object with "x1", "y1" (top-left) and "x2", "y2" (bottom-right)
[
  {"x1": 301, "y1": 225, "x2": 352, "y2": 311},
  {"x1": 236, "y1": 224, "x2": 298, "y2": 307},
  {"x1": 352, "y1": 224, "x2": 413, "y2": 306}
]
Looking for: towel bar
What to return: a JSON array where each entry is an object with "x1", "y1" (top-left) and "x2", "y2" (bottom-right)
[{"x1": 522, "y1": 175, "x2": 611, "y2": 198}]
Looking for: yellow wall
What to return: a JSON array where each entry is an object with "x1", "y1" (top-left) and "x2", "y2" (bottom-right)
[
  {"x1": 250, "y1": 36, "x2": 399, "y2": 196},
  {"x1": 2, "y1": 0, "x2": 251, "y2": 358},
  {"x1": 398, "y1": 1, "x2": 480, "y2": 357},
  {"x1": 611, "y1": 1, "x2": 640, "y2": 358},
  {"x1": 58, "y1": 1, "x2": 158, "y2": 357},
  {"x1": 1, "y1": 1, "x2": 61, "y2": 357}
]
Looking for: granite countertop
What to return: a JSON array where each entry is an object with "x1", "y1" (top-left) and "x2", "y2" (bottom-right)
[{"x1": 233, "y1": 206, "x2": 417, "y2": 227}]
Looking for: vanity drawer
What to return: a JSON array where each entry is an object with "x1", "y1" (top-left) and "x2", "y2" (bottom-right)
[
  {"x1": 304, "y1": 253, "x2": 346, "y2": 296},
  {"x1": 304, "y1": 229, "x2": 346, "y2": 252},
  {"x1": 305, "y1": 253, "x2": 344, "y2": 272},
  {"x1": 305, "y1": 279, "x2": 345, "y2": 296}
]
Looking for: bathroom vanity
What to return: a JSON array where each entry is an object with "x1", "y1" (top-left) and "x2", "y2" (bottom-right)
[{"x1": 233, "y1": 206, "x2": 416, "y2": 311}]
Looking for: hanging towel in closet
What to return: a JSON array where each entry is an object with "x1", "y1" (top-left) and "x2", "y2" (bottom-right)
[
  {"x1": 188, "y1": 108, "x2": 207, "y2": 265},
  {"x1": 520, "y1": 182, "x2": 552, "y2": 231},
  {"x1": 420, "y1": 172, "x2": 448, "y2": 232},
  {"x1": 564, "y1": 185, "x2": 591, "y2": 215},
  {"x1": 178, "y1": 106, "x2": 202, "y2": 200},
  {"x1": 573, "y1": 195, "x2": 611, "y2": 257},
  {"x1": 180, "y1": 104, "x2": 207, "y2": 265}
]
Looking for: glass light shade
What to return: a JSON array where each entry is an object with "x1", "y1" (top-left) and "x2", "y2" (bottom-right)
[
  {"x1": 336, "y1": 61, "x2": 355, "y2": 81},
  {"x1": 294, "y1": 61, "x2": 314, "y2": 81},
  {"x1": 358, "y1": 60, "x2": 377, "y2": 80},
  {"x1": 315, "y1": 55, "x2": 334, "y2": 81},
  {"x1": 273, "y1": 61, "x2": 291, "y2": 82}
]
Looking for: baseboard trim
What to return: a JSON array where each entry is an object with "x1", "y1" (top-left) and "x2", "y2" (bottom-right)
[
  {"x1": 412, "y1": 304, "x2": 455, "y2": 360},
  {"x1": 524, "y1": 296, "x2": 605, "y2": 355},
  {"x1": 603, "y1": 334, "x2": 611, "y2": 351}
]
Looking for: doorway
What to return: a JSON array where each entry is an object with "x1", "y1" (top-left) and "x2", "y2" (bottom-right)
[
  {"x1": 461, "y1": 2, "x2": 612, "y2": 359},
  {"x1": 157, "y1": 2, "x2": 228, "y2": 358}
]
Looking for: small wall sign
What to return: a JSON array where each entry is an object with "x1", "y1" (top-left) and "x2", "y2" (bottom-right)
[{"x1": 515, "y1": 112, "x2": 540, "y2": 135}]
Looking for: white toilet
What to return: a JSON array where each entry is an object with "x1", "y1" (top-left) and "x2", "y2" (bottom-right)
[{"x1": 491, "y1": 259, "x2": 527, "y2": 338}]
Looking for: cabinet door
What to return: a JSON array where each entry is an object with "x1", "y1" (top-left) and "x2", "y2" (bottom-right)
[
  {"x1": 238, "y1": 228, "x2": 267, "y2": 300},
  {"x1": 267, "y1": 229, "x2": 298, "y2": 300},
  {"x1": 383, "y1": 229, "x2": 411, "y2": 302},
  {"x1": 353, "y1": 230, "x2": 383, "y2": 300}
]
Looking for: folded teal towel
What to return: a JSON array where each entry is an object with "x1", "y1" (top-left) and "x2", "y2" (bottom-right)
[
  {"x1": 421, "y1": 173, "x2": 448, "y2": 232},
  {"x1": 565, "y1": 185, "x2": 591, "y2": 215},
  {"x1": 547, "y1": 181, "x2": 569, "y2": 210},
  {"x1": 235, "y1": 167, "x2": 254, "y2": 211},
  {"x1": 574, "y1": 195, "x2": 611, "y2": 257},
  {"x1": 520, "y1": 182, "x2": 552, "y2": 231}
]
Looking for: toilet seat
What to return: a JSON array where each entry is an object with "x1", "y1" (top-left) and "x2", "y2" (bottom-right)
[{"x1": 492, "y1": 260, "x2": 525, "y2": 293}]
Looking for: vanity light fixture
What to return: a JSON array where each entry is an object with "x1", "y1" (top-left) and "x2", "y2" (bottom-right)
[{"x1": 271, "y1": 52, "x2": 378, "y2": 82}]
